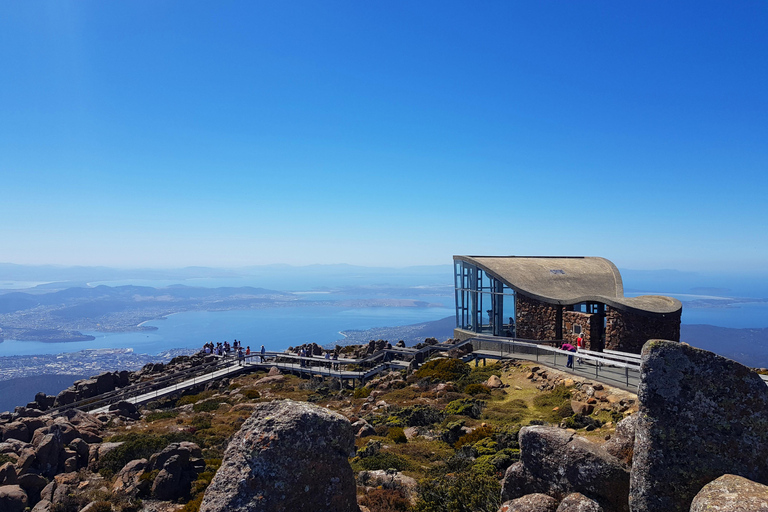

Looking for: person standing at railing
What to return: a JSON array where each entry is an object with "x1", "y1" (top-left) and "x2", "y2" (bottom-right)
[{"x1": 260, "y1": 344, "x2": 266, "y2": 362}]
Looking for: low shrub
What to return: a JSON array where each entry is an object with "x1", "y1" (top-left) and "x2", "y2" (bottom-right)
[
  {"x1": 454, "y1": 424, "x2": 494, "y2": 449},
  {"x1": 144, "y1": 410, "x2": 179, "y2": 422},
  {"x1": 242, "y1": 389, "x2": 260, "y2": 399},
  {"x1": 193, "y1": 399, "x2": 224, "y2": 413},
  {"x1": 415, "y1": 358, "x2": 471, "y2": 383},
  {"x1": 359, "y1": 488, "x2": 411, "y2": 512},
  {"x1": 388, "y1": 426, "x2": 407, "y2": 444},
  {"x1": 353, "y1": 452, "x2": 412, "y2": 472},
  {"x1": 463, "y1": 383, "x2": 492, "y2": 396},
  {"x1": 561, "y1": 414, "x2": 603, "y2": 431},
  {"x1": 177, "y1": 390, "x2": 214, "y2": 407},
  {"x1": 353, "y1": 386, "x2": 373, "y2": 399},
  {"x1": 445, "y1": 398, "x2": 486, "y2": 419},
  {"x1": 415, "y1": 470, "x2": 501, "y2": 512},
  {"x1": 391, "y1": 405, "x2": 445, "y2": 427}
]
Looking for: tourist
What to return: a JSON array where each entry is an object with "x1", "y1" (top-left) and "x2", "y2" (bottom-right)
[
  {"x1": 576, "y1": 334, "x2": 584, "y2": 364},
  {"x1": 260, "y1": 344, "x2": 266, "y2": 362},
  {"x1": 332, "y1": 351, "x2": 339, "y2": 370},
  {"x1": 237, "y1": 347, "x2": 244, "y2": 366},
  {"x1": 561, "y1": 342, "x2": 577, "y2": 368},
  {"x1": 246, "y1": 346, "x2": 251, "y2": 356}
]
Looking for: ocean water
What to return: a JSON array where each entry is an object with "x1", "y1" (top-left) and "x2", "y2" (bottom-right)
[{"x1": 0, "y1": 299, "x2": 455, "y2": 357}]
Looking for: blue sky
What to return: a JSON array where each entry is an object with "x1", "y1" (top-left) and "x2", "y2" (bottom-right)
[{"x1": 1, "y1": 1, "x2": 766, "y2": 272}]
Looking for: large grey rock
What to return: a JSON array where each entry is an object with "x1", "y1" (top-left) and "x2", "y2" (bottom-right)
[
  {"x1": 501, "y1": 426, "x2": 629, "y2": 512},
  {"x1": 690, "y1": 474, "x2": 768, "y2": 512},
  {"x1": 199, "y1": 400, "x2": 359, "y2": 512},
  {"x1": 0, "y1": 484, "x2": 28, "y2": 512},
  {"x1": 630, "y1": 341, "x2": 768, "y2": 512},
  {"x1": 557, "y1": 493, "x2": 604, "y2": 512},
  {"x1": 499, "y1": 493, "x2": 558, "y2": 512}
]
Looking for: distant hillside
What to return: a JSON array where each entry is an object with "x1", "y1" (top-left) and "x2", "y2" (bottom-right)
[
  {"x1": 681, "y1": 324, "x2": 768, "y2": 368},
  {"x1": 0, "y1": 374, "x2": 86, "y2": 414},
  {"x1": 335, "y1": 316, "x2": 456, "y2": 347}
]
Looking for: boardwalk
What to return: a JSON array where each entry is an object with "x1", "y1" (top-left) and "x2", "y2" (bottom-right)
[{"x1": 76, "y1": 337, "x2": 768, "y2": 415}]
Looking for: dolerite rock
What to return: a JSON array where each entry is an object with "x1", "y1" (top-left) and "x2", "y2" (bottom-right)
[
  {"x1": 17, "y1": 472, "x2": 47, "y2": 504},
  {"x1": 498, "y1": 493, "x2": 558, "y2": 512},
  {"x1": 0, "y1": 485, "x2": 29, "y2": 512},
  {"x1": 199, "y1": 400, "x2": 359, "y2": 512},
  {"x1": 149, "y1": 442, "x2": 204, "y2": 501},
  {"x1": 603, "y1": 415, "x2": 637, "y2": 467},
  {"x1": 557, "y1": 493, "x2": 604, "y2": 512},
  {"x1": 501, "y1": 426, "x2": 629, "y2": 512},
  {"x1": 630, "y1": 340, "x2": 768, "y2": 512},
  {"x1": 0, "y1": 462, "x2": 18, "y2": 485},
  {"x1": 2, "y1": 422, "x2": 30, "y2": 443},
  {"x1": 690, "y1": 474, "x2": 768, "y2": 512},
  {"x1": 108, "y1": 401, "x2": 140, "y2": 420},
  {"x1": 112, "y1": 458, "x2": 149, "y2": 498}
]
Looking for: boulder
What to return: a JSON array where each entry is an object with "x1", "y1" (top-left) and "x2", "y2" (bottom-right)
[
  {"x1": 556, "y1": 493, "x2": 604, "y2": 512},
  {"x1": 15, "y1": 447, "x2": 36, "y2": 475},
  {"x1": 0, "y1": 485, "x2": 28, "y2": 512},
  {"x1": 148, "y1": 442, "x2": 204, "y2": 501},
  {"x1": 112, "y1": 458, "x2": 148, "y2": 498},
  {"x1": 53, "y1": 389, "x2": 77, "y2": 408},
  {"x1": 2, "y1": 422, "x2": 30, "y2": 443},
  {"x1": 690, "y1": 474, "x2": 768, "y2": 512},
  {"x1": 486, "y1": 375, "x2": 504, "y2": 388},
  {"x1": 0, "y1": 462, "x2": 18, "y2": 485},
  {"x1": 630, "y1": 341, "x2": 768, "y2": 512},
  {"x1": 501, "y1": 426, "x2": 629, "y2": 512},
  {"x1": 570, "y1": 401, "x2": 594, "y2": 416},
  {"x1": 499, "y1": 493, "x2": 558, "y2": 512},
  {"x1": 34, "y1": 431, "x2": 63, "y2": 477},
  {"x1": 95, "y1": 372, "x2": 117, "y2": 394},
  {"x1": 603, "y1": 414, "x2": 637, "y2": 467},
  {"x1": 108, "y1": 401, "x2": 140, "y2": 420},
  {"x1": 198, "y1": 400, "x2": 359, "y2": 512},
  {"x1": 31, "y1": 498, "x2": 52, "y2": 512},
  {"x1": 17, "y1": 472, "x2": 47, "y2": 504}
]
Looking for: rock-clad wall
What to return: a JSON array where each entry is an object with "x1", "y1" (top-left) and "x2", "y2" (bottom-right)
[
  {"x1": 562, "y1": 311, "x2": 601, "y2": 349},
  {"x1": 516, "y1": 295, "x2": 559, "y2": 341},
  {"x1": 605, "y1": 308, "x2": 680, "y2": 353}
]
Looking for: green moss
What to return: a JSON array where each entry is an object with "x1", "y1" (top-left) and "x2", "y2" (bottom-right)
[{"x1": 351, "y1": 451, "x2": 412, "y2": 472}]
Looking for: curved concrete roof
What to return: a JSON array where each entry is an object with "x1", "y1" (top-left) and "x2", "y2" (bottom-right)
[{"x1": 454, "y1": 255, "x2": 682, "y2": 315}]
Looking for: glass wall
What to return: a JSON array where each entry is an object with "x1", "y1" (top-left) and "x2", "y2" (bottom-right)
[{"x1": 454, "y1": 260, "x2": 516, "y2": 336}]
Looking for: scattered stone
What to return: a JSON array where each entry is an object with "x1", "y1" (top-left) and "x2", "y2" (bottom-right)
[
  {"x1": 198, "y1": 400, "x2": 358, "y2": 512},
  {"x1": 486, "y1": 375, "x2": 504, "y2": 388},
  {"x1": 630, "y1": 341, "x2": 768, "y2": 512},
  {"x1": 498, "y1": 493, "x2": 558, "y2": 512},
  {"x1": 108, "y1": 401, "x2": 140, "y2": 420},
  {"x1": 690, "y1": 474, "x2": 768, "y2": 512}
]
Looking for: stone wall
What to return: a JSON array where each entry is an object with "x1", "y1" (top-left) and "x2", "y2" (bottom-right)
[
  {"x1": 562, "y1": 311, "x2": 602, "y2": 350},
  {"x1": 516, "y1": 295, "x2": 559, "y2": 341},
  {"x1": 604, "y1": 307, "x2": 680, "y2": 353}
]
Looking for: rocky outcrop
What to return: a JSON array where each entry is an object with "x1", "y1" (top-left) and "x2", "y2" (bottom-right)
[
  {"x1": 499, "y1": 493, "x2": 558, "y2": 512},
  {"x1": 501, "y1": 426, "x2": 629, "y2": 512},
  {"x1": 630, "y1": 340, "x2": 768, "y2": 512},
  {"x1": 689, "y1": 474, "x2": 768, "y2": 512},
  {"x1": 199, "y1": 399, "x2": 359, "y2": 512},
  {"x1": 112, "y1": 458, "x2": 149, "y2": 498}
]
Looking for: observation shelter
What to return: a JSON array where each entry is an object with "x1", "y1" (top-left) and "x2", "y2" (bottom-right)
[{"x1": 453, "y1": 255, "x2": 682, "y2": 354}]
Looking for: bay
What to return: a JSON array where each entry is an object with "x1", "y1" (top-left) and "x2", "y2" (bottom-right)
[{"x1": 0, "y1": 299, "x2": 455, "y2": 357}]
